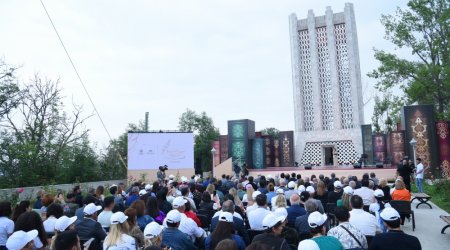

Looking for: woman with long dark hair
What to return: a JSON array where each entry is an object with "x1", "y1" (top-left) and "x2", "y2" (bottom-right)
[
  {"x1": 130, "y1": 200, "x2": 154, "y2": 231},
  {"x1": 146, "y1": 196, "x2": 165, "y2": 225},
  {"x1": 14, "y1": 211, "x2": 48, "y2": 250},
  {"x1": 43, "y1": 203, "x2": 64, "y2": 233},
  {"x1": 204, "y1": 212, "x2": 245, "y2": 250},
  {"x1": 156, "y1": 187, "x2": 172, "y2": 215},
  {"x1": 124, "y1": 208, "x2": 145, "y2": 248},
  {"x1": 11, "y1": 200, "x2": 31, "y2": 222}
]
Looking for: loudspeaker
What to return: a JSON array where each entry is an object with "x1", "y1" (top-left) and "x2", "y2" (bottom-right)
[
  {"x1": 304, "y1": 164, "x2": 312, "y2": 170},
  {"x1": 353, "y1": 164, "x2": 362, "y2": 169},
  {"x1": 376, "y1": 162, "x2": 384, "y2": 168}
]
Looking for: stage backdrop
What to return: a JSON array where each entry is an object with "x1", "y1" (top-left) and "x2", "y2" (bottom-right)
[{"x1": 127, "y1": 132, "x2": 194, "y2": 170}]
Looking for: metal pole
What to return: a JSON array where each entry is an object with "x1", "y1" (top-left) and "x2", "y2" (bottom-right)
[
  {"x1": 412, "y1": 145, "x2": 417, "y2": 167},
  {"x1": 145, "y1": 112, "x2": 149, "y2": 132}
]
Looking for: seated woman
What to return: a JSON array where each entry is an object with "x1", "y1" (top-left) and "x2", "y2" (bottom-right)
[
  {"x1": 391, "y1": 179, "x2": 411, "y2": 225},
  {"x1": 124, "y1": 208, "x2": 145, "y2": 249},
  {"x1": 379, "y1": 178, "x2": 392, "y2": 201},
  {"x1": 103, "y1": 212, "x2": 136, "y2": 250},
  {"x1": 14, "y1": 211, "x2": 48, "y2": 250},
  {"x1": 369, "y1": 189, "x2": 391, "y2": 233},
  {"x1": 199, "y1": 191, "x2": 219, "y2": 212},
  {"x1": 130, "y1": 200, "x2": 154, "y2": 231},
  {"x1": 205, "y1": 212, "x2": 245, "y2": 250},
  {"x1": 336, "y1": 186, "x2": 353, "y2": 210},
  {"x1": 146, "y1": 196, "x2": 165, "y2": 225},
  {"x1": 252, "y1": 213, "x2": 290, "y2": 250}
]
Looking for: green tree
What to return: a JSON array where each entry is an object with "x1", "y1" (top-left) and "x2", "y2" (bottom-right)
[
  {"x1": 178, "y1": 109, "x2": 219, "y2": 173},
  {"x1": 261, "y1": 127, "x2": 280, "y2": 137},
  {"x1": 0, "y1": 75, "x2": 93, "y2": 187},
  {"x1": 368, "y1": 0, "x2": 450, "y2": 119},
  {"x1": 372, "y1": 93, "x2": 404, "y2": 133},
  {"x1": 0, "y1": 59, "x2": 20, "y2": 120}
]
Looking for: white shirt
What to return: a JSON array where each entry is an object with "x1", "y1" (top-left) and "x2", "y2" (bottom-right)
[
  {"x1": 0, "y1": 217, "x2": 14, "y2": 245},
  {"x1": 416, "y1": 163, "x2": 424, "y2": 178},
  {"x1": 43, "y1": 216, "x2": 58, "y2": 233},
  {"x1": 97, "y1": 210, "x2": 113, "y2": 228},
  {"x1": 349, "y1": 209, "x2": 380, "y2": 236},
  {"x1": 353, "y1": 187, "x2": 375, "y2": 206},
  {"x1": 103, "y1": 234, "x2": 136, "y2": 250},
  {"x1": 246, "y1": 204, "x2": 258, "y2": 213},
  {"x1": 163, "y1": 213, "x2": 205, "y2": 241},
  {"x1": 248, "y1": 207, "x2": 271, "y2": 229}
]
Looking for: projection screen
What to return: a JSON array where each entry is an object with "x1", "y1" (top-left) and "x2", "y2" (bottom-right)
[{"x1": 127, "y1": 132, "x2": 194, "y2": 170}]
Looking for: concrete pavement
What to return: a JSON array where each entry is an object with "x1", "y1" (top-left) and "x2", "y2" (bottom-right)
[{"x1": 400, "y1": 199, "x2": 450, "y2": 249}]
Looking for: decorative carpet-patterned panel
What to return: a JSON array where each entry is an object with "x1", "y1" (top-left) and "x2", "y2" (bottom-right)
[
  {"x1": 373, "y1": 134, "x2": 387, "y2": 163},
  {"x1": 279, "y1": 131, "x2": 295, "y2": 167},
  {"x1": 263, "y1": 136, "x2": 273, "y2": 167},
  {"x1": 219, "y1": 135, "x2": 228, "y2": 163},
  {"x1": 389, "y1": 132, "x2": 405, "y2": 166},
  {"x1": 436, "y1": 121, "x2": 450, "y2": 179},
  {"x1": 301, "y1": 140, "x2": 358, "y2": 165},
  {"x1": 252, "y1": 138, "x2": 265, "y2": 169}
]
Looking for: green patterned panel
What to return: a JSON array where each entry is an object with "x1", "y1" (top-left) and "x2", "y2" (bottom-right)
[
  {"x1": 231, "y1": 140, "x2": 246, "y2": 166},
  {"x1": 231, "y1": 123, "x2": 245, "y2": 139},
  {"x1": 252, "y1": 138, "x2": 264, "y2": 169}
]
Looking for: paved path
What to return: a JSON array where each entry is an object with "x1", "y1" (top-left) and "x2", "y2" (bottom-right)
[{"x1": 400, "y1": 199, "x2": 450, "y2": 249}]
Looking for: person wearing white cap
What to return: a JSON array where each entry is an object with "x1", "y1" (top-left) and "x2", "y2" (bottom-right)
[
  {"x1": 143, "y1": 222, "x2": 163, "y2": 248},
  {"x1": 308, "y1": 211, "x2": 343, "y2": 249},
  {"x1": 336, "y1": 186, "x2": 354, "y2": 210},
  {"x1": 74, "y1": 203, "x2": 106, "y2": 250},
  {"x1": 369, "y1": 189, "x2": 392, "y2": 233},
  {"x1": 103, "y1": 212, "x2": 136, "y2": 250},
  {"x1": 327, "y1": 180, "x2": 344, "y2": 204},
  {"x1": 247, "y1": 193, "x2": 271, "y2": 229},
  {"x1": 285, "y1": 181, "x2": 297, "y2": 200},
  {"x1": 297, "y1": 239, "x2": 320, "y2": 250},
  {"x1": 353, "y1": 179, "x2": 376, "y2": 206},
  {"x1": 50, "y1": 215, "x2": 78, "y2": 249},
  {"x1": 205, "y1": 212, "x2": 246, "y2": 250},
  {"x1": 270, "y1": 189, "x2": 287, "y2": 211},
  {"x1": 252, "y1": 213, "x2": 290, "y2": 250},
  {"x1": 210, "y1": 201, "x2": 250, "y2": 245},
  {"x1": 161, "y1": 210, "x2": 197, "y2": 250},
  {"x1": 53, "y1": 230, "x2": 81, "y2": 250},
  {"x1": 5, "y1": 230, "x2": 37, "y2": 250},
  {"x1": 306, "y1": 186, "x2": 325, "y2": 214},
  {"x1": 369, "y1": 207, "x2": 421, "y2": 250},
  {"x1": 163, "y1": 197, "x2": 205, "y2": 242},
  {"x1": 327, "y1": 206, "x2": 367, "y2": 249}
]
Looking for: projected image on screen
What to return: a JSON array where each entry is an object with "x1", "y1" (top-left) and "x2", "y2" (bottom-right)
[{"x1": 127, "y1": 132, "x2": 194, "y2": 170}]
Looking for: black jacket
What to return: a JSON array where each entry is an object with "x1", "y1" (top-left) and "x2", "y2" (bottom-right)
[{"x1": 75, "y1": 217, "x2": 107, "y2": 250}]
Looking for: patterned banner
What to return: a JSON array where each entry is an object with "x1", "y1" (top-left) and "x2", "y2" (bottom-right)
[
  {"x1": 279, "y1": 131, "x2": 295, "y2": 167},
  {"x1": 262, "y1": 136, "x2": 273, "y2": 167},
  {"x1": 389, "y1": 131, "x2": 405, "y2": 165},
  {"x1": 212, "y1": 141, "x2": 220, "y2": 167},
  {"x1": 372, "y1": 134, "x2": 387, "y2": 163},
  {"x1": 436, "y1": 121, "x2": 450, "y2": 179},
  {"x1": 252, "y1": 138, "x2": 265, "y2": 169},
  {"x1": 219, "y1": 135, "x2": 228, "y2": 163}
]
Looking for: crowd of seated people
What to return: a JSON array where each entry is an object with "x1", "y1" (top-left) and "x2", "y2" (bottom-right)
[{"x1": 0, "y1": 171, "x2": 421, "y2": 250}]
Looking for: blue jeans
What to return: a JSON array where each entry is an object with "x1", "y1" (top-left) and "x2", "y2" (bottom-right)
[{"x1": 416, "y1": 178, "x2": 424, "y2": 193}]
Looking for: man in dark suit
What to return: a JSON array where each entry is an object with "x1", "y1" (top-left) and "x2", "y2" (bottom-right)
[
  {"x1": 210, "y1": 200, "x2": 250, "y2": 245},
  {"x1": 286, "y1": 194, "x2": 306, "y2": 227},
  {"x1": 397, "y1": 159, "x2": 413, "y2": 191},
  {"x1": 75, "y1": 203, "x2": 106, "y2": 250}
]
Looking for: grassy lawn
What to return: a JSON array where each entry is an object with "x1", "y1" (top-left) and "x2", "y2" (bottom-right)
[{"x1": 411, "y1": 180, "x2": 450, "y2": 214}]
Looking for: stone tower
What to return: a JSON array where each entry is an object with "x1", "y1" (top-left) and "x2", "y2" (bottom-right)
[{"x1": 289, "y1": 3, "x2": 364, "y2": 166}]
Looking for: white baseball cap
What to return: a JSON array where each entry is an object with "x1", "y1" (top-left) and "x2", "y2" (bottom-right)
[
  {"x1": 139, "y1": 190, "x2": 147, "y2": 196},
  {"x1": 298, "y1": 239, "x2": 320, "y2": 250},
  {"x1": 252, "y1": 191, "x2": 262, "y2": 199},
  {"x1": 6, "y1": 230, "x2": 38, "y2": 250},
  {"x1": 172, "y1": 197, "x2": 188, "y2": 208},
  {"x1": 276, "y1": 188, "x2": 285, "y2": 194},
  {"x1": 343, "y1": 186, "x2": 353, "y2": 195},
  {"x1": 288, "y1": 181, "x2": 296, "y2": 189},
  {"x1": 83, "y1": 203, "x2": 102, "y2": 215},
  {"x1": 145, "y1": 184, "x2": 152, "y2": 191},
  {"x1": 380, "y1": 207, "x2": 400, "y2": 221},
  {"x1": 181, "y1": 176, "x2": 188, "y2": 183},
  {"x1": 110, "y1": 212, "x2": 128, "y2": 225},
  {"x1": 55, "y1": 216, "x2": 77, "y2": 232},
  {"x1": 374, "y1": 189, "x2": 384, "y2": 197},
  {"x1": 306, "y1": 186, "x2": 315, "y2": 193},
  {"x1": 218, "y1": 212, "x2": 234, "y2": 223},
  {"x1": 297, "y1": 185, "x2": 306, "y2": 193},
  {"x1": 274, "y1": 207, "x2": 288, "y2": 218},
  {"x1": 262, "y1": 213, "x2": 286, "y2": 229},
  {"x1": 334, "y1": 181, "x2": 343, "y2": 188},
  {"x1": 169, "y1": 175, "x2": 175, "y2": 180},
  {"x1": 308, "y1": 211, "x2": 327, "y2": 228},
  {"x1": 166, "y1": 210, "x2": 182, "y2": 223},
  {"x1": 144, "y1": 222, "x2": 163, "y2": 239}
]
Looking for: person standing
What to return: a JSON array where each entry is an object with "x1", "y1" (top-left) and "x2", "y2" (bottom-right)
[
  {"x1": 415, "y1": 158, "x2": 425, "y2": 193},
  {"x1": 397, "y1": 159, "x2": 412, "y2": 191}
]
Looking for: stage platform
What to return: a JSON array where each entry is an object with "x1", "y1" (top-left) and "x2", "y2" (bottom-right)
[{"x1": 248, "y1": 165, "x2": 398, "y2": 181}]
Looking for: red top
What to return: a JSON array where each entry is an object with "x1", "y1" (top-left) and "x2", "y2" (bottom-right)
[
  {"x1": 392, "y1": 189, "x2": 411, "y2": 201},
  {"x1": 184, "y1": 210, "x2": 202, "y2": 227}
]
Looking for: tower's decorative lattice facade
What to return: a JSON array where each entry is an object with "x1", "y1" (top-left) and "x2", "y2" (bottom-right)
[{"x1": 289, "y1": 3, "x2": 364, "y2": 165}]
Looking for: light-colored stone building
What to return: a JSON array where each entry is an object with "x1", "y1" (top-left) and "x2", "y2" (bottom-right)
[{"x1": 289, "y1": 3, "x2": 364, "y2": 166}]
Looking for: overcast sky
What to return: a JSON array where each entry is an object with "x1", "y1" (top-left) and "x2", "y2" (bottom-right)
[{"x1": 0, "y1": 0, "x2": 409, "y2": 149}]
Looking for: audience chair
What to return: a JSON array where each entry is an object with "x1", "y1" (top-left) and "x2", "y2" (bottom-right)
[
  {"x1": 390, "y1": 200, "x2": 415, "y2": 231},
  {"x1": 247, "y1": 229, "x2": 264, "y2": 242}
]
